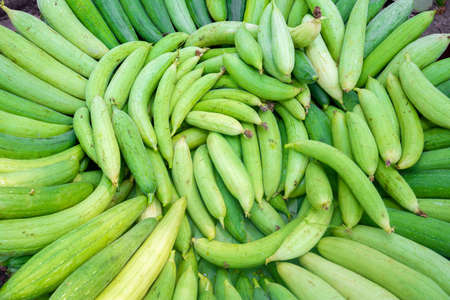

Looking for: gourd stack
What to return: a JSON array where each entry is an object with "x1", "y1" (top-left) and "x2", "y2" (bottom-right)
[{"x1": 0, "y1": 0, "x2": 449, "y2": 299}]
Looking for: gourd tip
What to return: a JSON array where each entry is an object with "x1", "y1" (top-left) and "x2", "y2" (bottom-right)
[
  {"x1": 344, "y1": 226, "x2": 353, "y2": 233},
  {"x1": 416, "y1": 210, "x2": 428, "y2": 218},
  {"x1": 112, "y1": 179, "x2": 119, "y2": 188},
  {"x1": 313, "y1": 6, "x2": 322, "y2": 18},
  {"x1": 0, "y1": 0, "x2": 8, "y2": 13},
  {"x1": 385, "y1": 226, "x2": 395, "y2": 234},
  {"x1": 264, "y1": 101, "x2": 275, "y2": 112},
  {"x1": 259, "y1": 104, "x2": 269, "y2": 112}
]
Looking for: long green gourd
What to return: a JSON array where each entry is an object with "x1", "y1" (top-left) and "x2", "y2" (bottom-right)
[
  {"x1": 286, "y1": 140, "x2": 392, "y2": 233},
  {"x1": 0, "y1": 55, "x2": 84, "y2": 115},
  {"x1": 0, "y1": 196, "x2": 145, "y2": 300},
  {"x1": 37, "y1": 0, "x2": 108, "y2": 59},
  {"x1": 358, "y1": 10, "x2": 435, "y2": 86},
  {"x1": 2, "y1": 5, "x2": 98, "y2": 77}
]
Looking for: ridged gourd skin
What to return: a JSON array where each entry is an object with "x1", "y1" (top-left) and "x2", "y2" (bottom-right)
[
  {"x1": 286, "y1": 140, "x2": 392, "y2": 233},
  {"x1": 235, "y1": 23, "x2": 263, "y2": 72},
  {"x1": 207, "y1": 132, "x2": 255, "y2": 215},
  {"x1": 363, "y1": 0, "x2": 414, "y2": 57},
  {"x1": 96, "y1": 197, "x2": 187, "y2": 300},
  {"x1": 0, "y1": 2, "x2": 449, "y2": 299},
  {"x1": 298, "y1": 252, "x2": 399, "y2": 300},
  {"x1": 193, "y1": 144, "x2": 227, "y2": 225},
  {"x1": 172, "y1": 138, "x2": 216, "y2": 240},
  {"x1": 142, "y1": 0, "x2": 176, "y2": 34},
  {"x1": 358, "y1": 10, "x2": 435, "y2": 86},
  {"x1": 361, "y1": 208, "x2": 450, "y2": 258},
  {"x1": 317, "y1": 237, "x2": 448, "y2": 300},
  {"x1": 258, "y1": 110, "x2": 283, "y2": 201},
  {"x1": 0, "y1": 88, "x2": 73, "y2": 126},
  {"x1": 399, "y1": 58, "x2": 450, "y2": 130},
  {"x1": 0, "y1": 145, "x2": 83, "y2": 173},
  {"x1": 0, "y1": 182, "x2": 94, "y2": 219},
  {"x1": 186, "y1": 0, "x2": 213, "y2": 27},
  {"x1": 0, "y1": 24, "x2": 88, "y2": 99},
  {"x1": 0, "y1": 159, "x2": 79, "y2": 188},
  {"x1": 3, "y1": 5, "x2": 99, "y2": 77},
  {"x1": 165, "y1": 0, "x2": 197, "y2": 34},
  {"x1": 37, "y1": 0, "x2": 109, "y2": 59},
  {"x1": 356, "y1": 88, "x2": 402, "y2": 166},
  {"x1": 50, "y1": 218, "x2": 157, "y2": 300},
  {"x1": 119, "y1": 0, "x2": 163, "y2": 42},
  {"x1": 0, "y1": 175, "x2": 115, "y2": 257},
  {"x1": 266, "y1": 202, "x2": 334, "y2": 263},
  {"x1": 90, "y1": 96, "x2": 121, "y2": 187},
  {"x1": 304, "y1": 14, "x2": 343, "y2": 104},
  {"x1": 332, "y1": 225, "x2": 450, "y2": 295},
  {"x1": 145, "y1": 250, "x2": 177, "y2": 300},
  {"x1": 0, "y1": 110, "x2": 71, "y2": 139},
  {"x1": 85, "y1": 41, "x2": 148, "y2": 108},
  {"x1": 223, "y1": 54, "x2": 300, "y2": 100},
  {"x1": 112, "y1": 107, "x2": 157, "y2": 197},
  {"x1": 277, "y1": 262, "x2": 346, "y2": 300},
  {"x1": 0, "y1": 194, "x2": 146, "y2": 300},
  {"x1": 275, "y1": 105, "x2": 308, "y2": 198},
  {"x1": 377, "y1": 33, "x2": 449, "y2": 86},
  {"x1": 304, "y1": 0, "x2": 345, "y2": 61},
  {"x1": 345, "y1": 111, "x2": 378, "y2": 178},
  {"x1": 258, "y1": 2, "x2": 292, "y2": 83},
  {"x1": 64, "y1": 0, "x2": 120, "y2": 48},
  {"x1": 92, "y1": 0, "x2": 138, "y2": 43},
  {"x1": 338, "y1": 0, "x2": 369, "y2": 92},
  {"x1": 104, "y1": 46, "x2": 150, "y2": 110},
  {"x1": 193, "y1": 213, "x2": 304, "y2": 268},
  {"x1": 271, "y1": 3, "x2": 295, "y2": 76},
  {"x1": 385, "y1": 73, "x2": 423, "y2": 170},
  {"x1": 0, "y1": 54, "x2": 85, "y2": 115}
]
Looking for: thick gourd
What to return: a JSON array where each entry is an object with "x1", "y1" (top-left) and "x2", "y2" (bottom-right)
[
  {"x1": 0, "y1": 176, "x2": 115, "y2": 256},
  {"x1": 0, "y1": 196, "x2": 146, "y2": 300}
]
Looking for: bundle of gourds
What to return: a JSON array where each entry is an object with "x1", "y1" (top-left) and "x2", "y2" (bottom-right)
[{"x1": 0, "y1": 0, "x2": 448, "y2": 299}]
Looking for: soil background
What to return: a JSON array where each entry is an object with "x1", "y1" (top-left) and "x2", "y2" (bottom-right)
[{"x1": 0, "y1": 0, "x2": 449, "y2": 54}]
